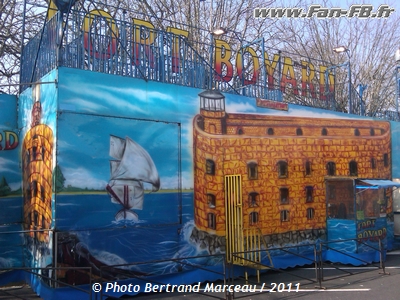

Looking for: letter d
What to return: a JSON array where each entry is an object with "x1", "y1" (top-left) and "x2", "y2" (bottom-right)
[
  {"x1": 5, "y1": 131, "x2": 18, "y2": 150},
  {"x1": 192, "y1": 282, "x2": 201, "y2": 292}
]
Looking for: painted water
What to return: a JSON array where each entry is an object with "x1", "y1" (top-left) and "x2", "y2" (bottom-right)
[{"x1": 56, "y1": 192, "x2": 225, "y2": 275}]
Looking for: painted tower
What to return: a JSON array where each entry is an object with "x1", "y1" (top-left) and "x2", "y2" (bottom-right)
[
  {"x1": 22, "y1": 86, "x2": 53, "y2": 243},
  {"x1": 198, "y1": 90, "x2": 226, "y2": 135},
  {"x1": 193, "y1": 90, "x2": 227, "y2": 236},
  {"x1": 193, "y1": 91, "x2": 392, "y2": 244}
]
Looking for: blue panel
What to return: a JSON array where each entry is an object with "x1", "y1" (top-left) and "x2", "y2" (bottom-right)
[
  {"x1": 56, "y1": 112, "x2": 181, "y2": 230},
  {"x1": 0, "y1": 94, "x2": 20, "y2": 196},
  {"x1": 17, "y1": 70, "x2": 58, "y2": 271},
  {"x1": 391, "y1": 121, "x2": 400, "y2": 178},
  {"x1": 0, "y1": 225, "x2": 24, "y2": 268},
  {"x1": 327, "y1": 219, "x2": 357, "y2": 252},
  {"x1": 0, "y1": 94, "x2": 23, "y2": 268},
  {"x1": 357, "y1": 217, "x2": 387, "y2": 252}
]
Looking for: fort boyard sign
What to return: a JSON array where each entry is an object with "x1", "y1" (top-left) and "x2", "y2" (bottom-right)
[{"x1": 48, "y1": 1, "x2": 335, "y2": 101}]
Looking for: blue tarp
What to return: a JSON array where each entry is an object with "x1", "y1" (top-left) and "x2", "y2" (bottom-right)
[{"x1": 356, "y1": 179, "x2": 400, "y2": 189}]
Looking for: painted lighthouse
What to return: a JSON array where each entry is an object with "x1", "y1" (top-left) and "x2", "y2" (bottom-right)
[{"x1": 22, "y1": 85, "x2": 54, "y2": 244}]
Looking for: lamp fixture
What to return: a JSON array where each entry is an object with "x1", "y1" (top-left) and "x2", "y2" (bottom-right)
[
  {"x1": 333, "y1": 46, "x2": 348, "y2": 53},
  {"x1": 212, "y1": 28, "x2": 227, "y2": 36}
]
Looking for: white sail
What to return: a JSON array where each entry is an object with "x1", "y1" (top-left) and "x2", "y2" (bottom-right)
[
  {"x1": 109, "y1": 135, "x2": 126, "y2": 160},
  {"x1": 107, "y1": 135, "x2": 160, "y2": 220},
  {"x1": 110, "y1": 137, "x2": 160, "y2": 191},
  {"x1": 109, "y1": 179, "x2": 144, "y2": 210},
  {"x1": 110, "y1": 160, "x2": 120, "y2": 176}
]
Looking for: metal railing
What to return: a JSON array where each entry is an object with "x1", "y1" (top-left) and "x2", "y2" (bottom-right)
[
  {"x1": 0, "y1": 235, "x2": 390, "y2": 299},
  {"x1": 315, "y1": 237, "x2": 389, "y2": 289},
  {"x1": 19, "y1": 9, "x2": 313, "y2": 105},
  {"x1": 226, "y1": 237, "x2": 388, "y2": 299},
  {"x1": 20, "y1": 10, "x2": 215, "y2": 92},
  {"x1": 20, "y1": 15, "x2": 58, "y2": 91},
  {"x1": 20, "y1": 9, "x2": 400, "y2": 119},
  {"x1": 0, "y1": 266, "x2": 93, "y2": 299},
  {"x1": 228, "y1": 243, "x2": 317, "y2": 300}
]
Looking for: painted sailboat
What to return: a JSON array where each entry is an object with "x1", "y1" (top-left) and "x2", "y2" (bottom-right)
[{"x1": 106, "y1": 135, "x2": 160, "y2": 221}]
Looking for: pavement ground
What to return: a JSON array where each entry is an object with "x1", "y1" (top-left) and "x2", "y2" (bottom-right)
[{"x1": 2, "y1": 250, "x2": 400, "y2": 300}]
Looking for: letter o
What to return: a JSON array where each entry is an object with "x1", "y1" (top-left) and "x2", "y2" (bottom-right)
[
  {"x1": 236, "y1": 46, "x2": 260, "y2": 85},
  {"x1": 82, "y1": 9, "x2": 119, "y2": 59},
  {"x1": 133, "y1": 285, "x2": 140, "y2": 292}
]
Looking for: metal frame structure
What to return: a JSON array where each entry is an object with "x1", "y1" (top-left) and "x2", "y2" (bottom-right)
[
  {"x1": 18, "y1": 7, "x2": 346, "y2": 111},
  {"x1": 18, "y1": 2, "x2": 400, "y2": 119}
]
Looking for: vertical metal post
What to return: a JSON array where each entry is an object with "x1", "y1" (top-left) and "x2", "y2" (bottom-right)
[
  {"x1": 278, "y1": 50, "x2": 282, "y2": 101},
  {"x1": 325, "y1": 67, "x2": 333, "y2": 110},
  {"x1": 332, "y1": 68, "x2": 336, "y2": 111},
  {"x1": 58, "y1": 12, "x2": 63, "y2": 64},
  {"x1": 348, "y1": 60, "x2": 352, "y2": 114},
  {"x1": 358, "y1": 84, "x2": 367, "y2": 116},
  {"x1": 159, "y1": 31, "x2": 164, "y2": 82},
  {"x1": 261, "y1": 38, "x2": 267, "y2": 99},
  {"x1": 396, "y1": 66, "x2": 400, "y2": 117},
  {"x1": 378, "y1": 238, "x2": 389, "y2": 275},
  {"x1": 226, "y1": 258, "x2": 234, "y2": 300},
  {"x1": 314, "y1": 244, "x2": 318, "y2": 284},
  {"x1": 209, "y1": 33, "x2": 214, "y2": 89},
  {"x1": 54, "y1": 231, "x2": 58, "y2": 288},
  {"x1": 353, "y1": 179, "x2": 359, "y2": 254},
  {"x1": 240, "y1": 46, "x2": 245, "y2": 96},
  {"x1": 122, "y1": 10, "x2": 127, "y2": 75},
  {"x1": 318, "y1": 243, "x2": 323, "y2": 288},
  {"x1": 20, "y1": 0, "x2": 28, "y2": 93},
  {"x1": 379, "y1": 238, "x2": 383, "y2": 269}
]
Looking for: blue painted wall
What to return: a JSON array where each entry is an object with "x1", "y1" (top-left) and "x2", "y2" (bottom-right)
[{"x1": 0, "y1": 93, "x2": 23, "y2": 268}]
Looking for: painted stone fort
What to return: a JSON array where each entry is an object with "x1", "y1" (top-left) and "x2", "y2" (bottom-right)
[{"x1": 192, "y1": 90, "x2": 391, "y2": 250}]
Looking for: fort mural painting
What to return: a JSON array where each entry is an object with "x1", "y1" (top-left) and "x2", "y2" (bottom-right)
[
  {"x1": 1, "y1": 69, "x2": 398, "y2": 294},
  {"x1": 192, "y1": 90, "x2": 392, "y2": 261}
]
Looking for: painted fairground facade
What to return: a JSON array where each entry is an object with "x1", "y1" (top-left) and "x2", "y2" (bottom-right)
[
  {"x1": 0, "y1": 94, "x2": 23, "y2": 269},
  {"x1": 2, "y1": 1, "x2": 400, "y2": 299}
]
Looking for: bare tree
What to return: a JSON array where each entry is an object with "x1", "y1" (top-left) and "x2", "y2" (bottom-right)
[
  {"x1": 0, "y1": 0, "x2": 46, "y2": 94},
  {"x1": 5, "y1": 0, "x2": 399, "y2": 118},
  {"x1": 82, "y1": 0, "x2": 277, "y2": 53},
  {"x1": 269, "y1": 0, "x2": 400, "y2": 115}
]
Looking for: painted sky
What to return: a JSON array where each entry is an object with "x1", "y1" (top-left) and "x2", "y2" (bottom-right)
[
  {"x1": 57, "y1": 69, "x2": 199, "y2": 190},
  {"x1": 52, "y1": 68, "x2": 371, "y2": 191},
  {"x1": 0, "y1": 94, "x2": 20, "y2": 190}
]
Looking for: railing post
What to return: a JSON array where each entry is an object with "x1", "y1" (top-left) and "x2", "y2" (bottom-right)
[
  {"x1": 122, "y1": 10, "x2": 127, "y2": 75},
  {"x1": 54, "y1": 231, "x2": 58, "y2": 288},
  {"x1": 56, "y1": 11, "x2": 63, "y2": 66},
  {"x1": 379, "y1": 238, "x2": 389, "y2": 275},
  {"x1": 379, "y1": 238, "x2": 383, "y2": 270},
  {"x1": 318, "y1": 243, "x2": 323, "y2": 289},
  {"x1": 209, "y1": 33, "x2": 214, "y2": 90},
  {"x1": 313, "y1": 244, "x2": 318, "y2": 285},
  {"x1": 225, "y1": 258, "x2": 234, "y2": 300}
]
